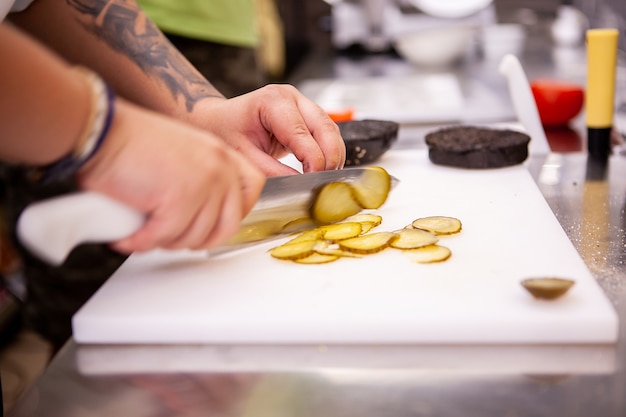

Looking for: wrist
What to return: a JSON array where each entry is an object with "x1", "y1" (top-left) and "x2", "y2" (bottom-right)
[
  {"x1": 38, "y1": 67, "x2": 115, "y2": 184},
  {"x1": 184, "y1": 95, "x2": 227, "y2": 129}
]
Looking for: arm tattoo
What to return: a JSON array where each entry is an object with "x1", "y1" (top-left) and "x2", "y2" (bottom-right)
[{"x1": 67, "y1": 0, "x2": 221, "y2": 111}]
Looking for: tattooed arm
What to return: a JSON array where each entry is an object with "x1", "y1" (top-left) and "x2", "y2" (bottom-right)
[
  {"x1": 9, "y1": 0, "x2": 346, "y2": 175},
  {"x1": 8, "y1": 0, "x2": 222, "y2": 121}
]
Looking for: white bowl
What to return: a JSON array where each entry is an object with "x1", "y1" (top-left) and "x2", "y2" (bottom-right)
[
  {"x1": 480, "y1": 23, "x2": 526, "y2": 61},
  {"x1": 394, "y1": 26, "x2": 475, "y2": 68}
]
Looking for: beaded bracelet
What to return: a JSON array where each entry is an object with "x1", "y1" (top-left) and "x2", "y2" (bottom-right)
[{"x1": 39, "y1": 67, "x2": 115, "y2": 184}]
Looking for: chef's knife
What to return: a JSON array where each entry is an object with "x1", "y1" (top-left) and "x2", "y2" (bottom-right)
[{"x1": 17, "y1": 167, "x2": 398, "y2": 266}]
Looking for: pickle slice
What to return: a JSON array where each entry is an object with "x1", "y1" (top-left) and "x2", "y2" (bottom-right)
[
  {"x1": 285, "y1": 229, "x2": 324, "y2": 245},
  {"x1": 411, "y1": 216, "x2": 462, "y2": 235},
  {"x1": 343, "y1": 213, "x2": 383, "y2": 227},
  {"x1": 390, "y1": 229, "x2": 439, "y2": 250},
  {"x1": 320, "y1": 222, "x2": 363, "y2": 241},
  {"x1": 338, "y1": 232, "x2": 397, "y2": 254},
  {"x1": 351, "y1": 166, "x2": 392, "y2": 209},
  {"x1": 521, "y1": 277, "x2": 575, "y2": 300},
  {"x1": 405, "y1": 245, "x2": 451, "y2": 263},
  {"x1": 358, "y1": 222, "x2": 377, "y2": 234},
  {"x1": 310, "y1": 182, "x2": 362, "y2": 224},
  {"x1": 313, "y1": 241, "x2": 362, "y2": 258},
  {"x1": 269, "y1": 240, "x2": 317, "y2": 260},
  {"x1": 294, "y1": 252, "x2": 340, "y2": 264}
]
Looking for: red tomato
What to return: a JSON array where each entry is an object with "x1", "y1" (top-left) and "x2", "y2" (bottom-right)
[{"x1": 530, "y1": 79, "x2": 584, "y2": 127}]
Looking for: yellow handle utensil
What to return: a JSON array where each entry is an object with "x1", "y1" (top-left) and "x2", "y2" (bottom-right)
[{"x1": 586, "y1": 28, "x2": 618, "y2": 158}]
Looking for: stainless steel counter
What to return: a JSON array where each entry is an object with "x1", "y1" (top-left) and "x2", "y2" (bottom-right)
[{"x1": 8, "y1": 20, "x2": 626, "y2": 417}]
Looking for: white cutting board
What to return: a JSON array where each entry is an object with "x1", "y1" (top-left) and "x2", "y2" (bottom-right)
[{"x1": 72, "y1": 150, "x2": 619, "y2": 345}]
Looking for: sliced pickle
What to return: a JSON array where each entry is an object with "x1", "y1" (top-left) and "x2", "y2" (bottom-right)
[
  {"x1": 271, "y1": 210, "x2": 462, "y2": 266},
  {"x1": 313, "y1": 241, "x2": 362, "y2": 258},
  {"x1": 320, "y1": 222, "x2": 363, "y2": 241},
  {"x1": 391, "y1": 229, "x2": 439, "y2": 250},
  {"x1": 411, "y1": 216, "x2": 462, "y2": 235},
  {"x1": 269, "y1": 240, "x2": 317, "y2": 260},
  {"x1": 338, "y1": 232, "x2": 397, "y2": 254},
  {"x1": 405, "y1": 245, "x2": 451, "y2": 263},
  {"x1": 358, "y1": 222, "x2": 377, "y2": 234},
  {"x1": 343, "y1": 213, "x2": 383, "y2": 227},
  {"x1": 284, "y1": 229, "x2": 324, "y2": 245},
  {"x1": 351, "y1": 166, "x2": 392, "y2": 209},
  {"x1": 294, "y1": 252, "x2": 340, "y2": 264},
  {"x1": 521, "y1": 278, "x2": 575, "y2": 300},
  {"x1": 310, "y1": 182, "x2": 363, "y2": 224}
]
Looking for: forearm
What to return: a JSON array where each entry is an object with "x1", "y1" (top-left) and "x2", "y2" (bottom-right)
[
  {"x1": 0, "y1": 23, "x2": 91, "y2": 165},
  {"x1": 6, "y1": 0, "x2": 346, "y2": 178},
  {"x1": 8, "y1": 0, "x2": 225, "y2": 122}
]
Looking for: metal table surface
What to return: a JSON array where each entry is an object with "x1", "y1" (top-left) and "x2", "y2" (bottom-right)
[{"x1": 8, "y1": 22, "x2": 626, "y2": 417}]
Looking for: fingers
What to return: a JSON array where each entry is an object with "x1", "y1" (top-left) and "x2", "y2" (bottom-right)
[
  {"x1": 112, "y1": 157, "x2": 265, "y2": 253},
  {"x1": 258, "y1": 85, "x2": 346, "y2": 173},
  {"x1": 293, "y1": 93, "x2": 346, "y2": 172},
  {"x1": 113, "y1": 188, "x2": 234, "y2": 253},
  {"x1": 82, "y1": 101, "x2": 267, "y2": 254},
  {"x1": 233, "y1": 141, "x2": 301, "y2": 177},
  {"x1": 237, "y1": 155, "x2": 266, "y2": 216},
  {"x1": 196, "y1": 84, "x2": 345, "y2": 175}
]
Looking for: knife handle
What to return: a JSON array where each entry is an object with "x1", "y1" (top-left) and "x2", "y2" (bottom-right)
[
  {"x1": 586, "y1": 28, "x2": 618, "y2": 159},
  {"x1": 16, "y1": 192, "x2": 145, "y2": 266}
]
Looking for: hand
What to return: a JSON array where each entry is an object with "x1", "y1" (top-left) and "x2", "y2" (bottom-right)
[
  {"x1": 77, "y1": 99, "x2": 266, "y2": 254},
  {"x1": 198, "y1": 84, "x2": 346, "y2": 176}
]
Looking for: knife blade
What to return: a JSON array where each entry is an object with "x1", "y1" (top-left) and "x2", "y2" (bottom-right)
[{"x1": 17, "y1": 167, "x2": 399, "y2": 266}]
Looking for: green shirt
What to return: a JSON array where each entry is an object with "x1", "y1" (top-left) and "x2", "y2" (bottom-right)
[{"x1": 138, "y1": 0, "x2": 258, "y2": 47}]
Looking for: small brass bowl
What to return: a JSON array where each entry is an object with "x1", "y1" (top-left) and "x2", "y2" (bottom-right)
[{"x1": 521, "y1": 277, "x2": 575, "y2": 300}]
